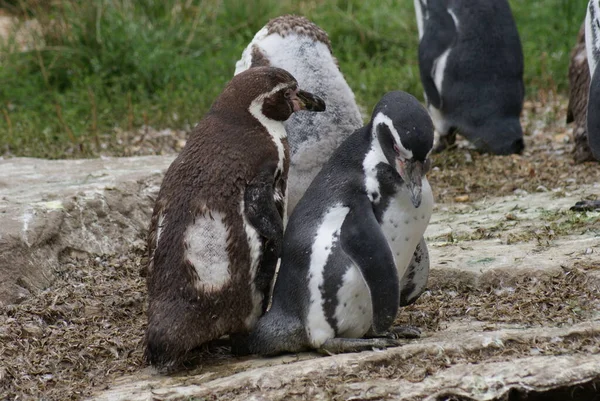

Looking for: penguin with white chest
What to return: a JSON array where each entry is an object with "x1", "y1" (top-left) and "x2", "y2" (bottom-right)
[
  {"x1": 144, "y1": 66, "x2": 325, "y2": 370},
  {"x1": 245, "y1": 91, "x2": 434, "y2": 355},
  {"x1": 235, "y1": 15, "x2": 364, "y2": 215},
  {"x1": 414, "y1": 0, "x2": 525, "y2": 155}
]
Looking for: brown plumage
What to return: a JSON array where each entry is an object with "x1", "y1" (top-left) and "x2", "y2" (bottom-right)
[
  {"x1": 144, "y1": 66, "x2": 325, "y2": 370},
  {"x1": 567, "y1": 23, "x2": 595, "y2": 163},
  {"x1": 266, "y1": 14, "x2": 333, "y2": 53}
]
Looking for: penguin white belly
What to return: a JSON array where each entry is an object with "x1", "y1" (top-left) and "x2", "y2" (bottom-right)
[
  {"x1": 381, "y1": 179, "x2": 434, "y2": 280},
  {"x1": 334, "y1": 265, "x2": 373, "y2": 338},
  {"x1": 183, "y1": 211, "x2": 232, "y2": 292},
  {"x1": 305, "y1": 204, "x2": 350, "y2": 348}
]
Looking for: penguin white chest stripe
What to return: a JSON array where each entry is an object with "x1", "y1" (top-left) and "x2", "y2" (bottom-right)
[
  {"x1": 183, "y1": 211, "x2": 231, "y2": 292},
  {"x1": 249, "y1": 82, "x2": 289, "y2": 174},
  {"x1": 433, "y1": 48, "x2": 451, "y2": 95},
  {"x1": 306, "y1": 204, "x2": 350, "y2": 347},
  {"x1": 381, "y1": 179, "x2": 434, "y2": 280}
]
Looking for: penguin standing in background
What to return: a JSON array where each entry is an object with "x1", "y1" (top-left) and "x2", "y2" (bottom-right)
[
  {"x1": 567, "y1": 23, "x2": 595, "y2": 163},
  {"x1": 585, "y1": 0, "x2": 600, "y2": 161},
  {"x1": 144, "y1": 66, "x2": 325, "y2": 370},
  {"x1": 246, "y1": 91, "x2": 434, "y2": 356},
  {"x1": 414, "y1": 0, "x2": 525, "y2": 155},
  {"x1": 235, "y1": 15, "x2": 363, "y2": 215}
]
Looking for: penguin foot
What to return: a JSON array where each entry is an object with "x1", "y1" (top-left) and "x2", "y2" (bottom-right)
[
  {"x1": 317, "y1": 337, "x2": 402, "y2": 355},
  {"x1": 386, "y1": 325, "x2": 421, "y2": 339},
  {"x1": 571, "y1": 200, "x2": 600, "y2": 211}
]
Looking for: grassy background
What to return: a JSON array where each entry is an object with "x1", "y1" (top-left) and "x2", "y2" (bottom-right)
[{"x1": 0, "y1": 0, "x2": 588, "y2": 158}]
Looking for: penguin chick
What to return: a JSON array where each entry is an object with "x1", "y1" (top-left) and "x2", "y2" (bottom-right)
[
  {"x1": 567, "y1": 23, "x2": 596, "y2": 163},
  {"x1": 235, "y1": 15, "x2": 364, "y2": 215},
  {"x1": 586, "y1": 0, "x2": 600, "y2": 161},
  {"x1": 245, "y1": 91, "x2": 434, "y2": 356},
  {"x1": 144, "y1": 66, "x2": 325, "y2": 370},
  {"x1": 414, "y1": 0, "x2": 525, "y2": 155}
]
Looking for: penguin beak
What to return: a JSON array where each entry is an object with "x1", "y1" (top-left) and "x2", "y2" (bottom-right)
[
  {"x1": 292, "y1": 90, "x2": 326, "y2": 112},
  {"x1": 398, "y1": 159, "x2": 424, "y2": 208}
]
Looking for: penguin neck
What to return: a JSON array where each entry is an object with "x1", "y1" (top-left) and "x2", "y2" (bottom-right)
[
  {"x1": 362, "y1": 126, "x2": 392, "y2": 204},
  {"x1": 248, "y1": 96, "x2": 287, "y2": 175}
]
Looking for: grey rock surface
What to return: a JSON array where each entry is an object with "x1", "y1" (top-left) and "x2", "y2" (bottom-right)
[
  {"x1": 90, "y1": 321, "x2": 600, "y2": 401},
  {"x1": 0, "y1": 156, "x2": 174, "y2": 305}
]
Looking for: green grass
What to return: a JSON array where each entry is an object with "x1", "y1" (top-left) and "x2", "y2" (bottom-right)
[{"x1": 0, "y1": 0, "x2": 588, "y2": 158}]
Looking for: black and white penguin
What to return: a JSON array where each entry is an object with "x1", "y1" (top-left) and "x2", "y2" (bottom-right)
[
  {"x1": 245, "y1": 91, "x2": 434, "y2": 355},
  {"x1": 144, "y1": 66, "x2": 325, "y2": 369},
  {"x1": 586, "y1": 0, "x2": 600, "y2": 161},
  {"x1": 414, "y1": 0, "x2": 525, "y2": 155},
  {"x1": 235, "y1": 15, "x2": 363, "y2": 215}
]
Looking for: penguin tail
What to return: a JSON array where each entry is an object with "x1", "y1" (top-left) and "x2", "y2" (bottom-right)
[{"x1": 246, "y1": 305, "x2": 307, "y2": 356}]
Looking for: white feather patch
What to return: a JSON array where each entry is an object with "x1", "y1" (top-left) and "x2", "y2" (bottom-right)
[
  {"x1": 433, "y1": 48, "x2": 451, "y2": 95},
  {"x1": 306, "y1": 204, "x2": 350, "y2": 348},
  {"x1": 184, "y1": 211, "x2": 231, "y2": 292},
  {"x1": 334, "y1": 266, "x2": 373, "y2": 338}
]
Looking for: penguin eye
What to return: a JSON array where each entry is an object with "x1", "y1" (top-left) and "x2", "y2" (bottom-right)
[{"x1": 284, "y1": 89, "x2": 293, "y2": 99}]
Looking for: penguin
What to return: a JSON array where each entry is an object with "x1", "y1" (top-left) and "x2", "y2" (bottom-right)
[
  {"x1": 585, "y1": 0, "x2": 600, "y2": 161},
  {"x1": 235, "y1": 15, "x2": 364, "y2": 215},
  {"x1": 144, "y1": 66, "x2": 325, "y2": 370},
  {"x1": 567, "y1": 23, "x2": 595, "y2": 163},
  {"x1": 245, "y1": 91, "x2": 434, "y2": 356},
  {"x1": 414, "y1": 0, "x2": 525, "y2": 155}
]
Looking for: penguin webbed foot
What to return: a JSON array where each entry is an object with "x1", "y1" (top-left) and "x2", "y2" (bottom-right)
[
  {"x1": 571, "y1": 200, "x2": 600, "y2": 211},
  {"x1": 365, "y1": 325, "x2": 421, "y2": 340},
  {"x1": 317, "y1": 337, "x2": 402, "y2": 355}
]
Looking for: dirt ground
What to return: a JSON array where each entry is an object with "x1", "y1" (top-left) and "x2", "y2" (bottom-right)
[{"x1": 1, "y1": 94, "x2": 600, "y2": 400}]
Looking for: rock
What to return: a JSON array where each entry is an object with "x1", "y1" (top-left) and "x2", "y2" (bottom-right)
[
  {"x1": 0, "y1": 156, "x2": 174, "y2": 306},
  {"x1": 88, "y1": 322, "x2": 600, "y2": 401}
]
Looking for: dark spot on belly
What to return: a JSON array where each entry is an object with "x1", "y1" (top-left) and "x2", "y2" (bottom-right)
[
  {"x1": 413, "y1": 216, "x2": 418, "y2": 221},
  {"x1": 355, "y1": 293, "x2": 359, "y2": 298},
  {"x1": 391, "y1": 236, "x2": 396, "y2": 242},
  {"x1": 343, "y1": 302, "x2": 347, "y2": 307},
  {"x1": 404, "y1": 219, "x2": 409, "y2": 224},
  {"x1": 405, "y1": 237, "x2": 410, "y2": 242},
  {"x1": 421, "y1": 214, "x2": 426, "y2": 219}
]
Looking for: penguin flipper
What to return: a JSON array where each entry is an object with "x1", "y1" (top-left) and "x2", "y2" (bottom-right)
[
  {"x1": 340, "y1": 204, "x2": 400, "y2": 334},
  {"x1": 399, "y1": 237, "x2": 430, "y2": 307},
  {"x1": 418, "y1": 2, "x2": 457, "y2": 109},
  {"x1": 244, "y1": 163, "x2": 284, "y2": 254}
]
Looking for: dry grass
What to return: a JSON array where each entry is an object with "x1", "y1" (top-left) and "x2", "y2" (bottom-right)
[{"x1": 0, "y1": 253, "x2": 146, "y2": 400}]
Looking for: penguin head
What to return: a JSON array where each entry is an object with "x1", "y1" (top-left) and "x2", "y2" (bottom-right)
[
  {"x1": 214, "y1": 66, "x2": 326, "y2": 122},
  {"x1": 465, "y1": 118, "x2": 525, "y2": 155},
  {"x1": 370, "y1": 91, "x2": 434, "y2": 208}
]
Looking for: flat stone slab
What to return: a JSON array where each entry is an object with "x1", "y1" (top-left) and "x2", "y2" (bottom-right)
[
  {"x1": 0, "y1": 156, "x2": 174, "y2": 305},
  {"x1": 90, "y1": 321, "x2": 600, "y2": 401}
]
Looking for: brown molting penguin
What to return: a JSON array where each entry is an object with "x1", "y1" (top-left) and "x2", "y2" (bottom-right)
[
  {"x1": 144, "y1": 66, "x2": 325, "y2": 370},
  {"x1": 567, "y1": 23, "x2": 595, "y2": 163}
]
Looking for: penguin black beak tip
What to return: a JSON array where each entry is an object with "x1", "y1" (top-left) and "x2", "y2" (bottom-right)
[{"x1": 295, "y1": 90, "x2": 326, "y2": 112}]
